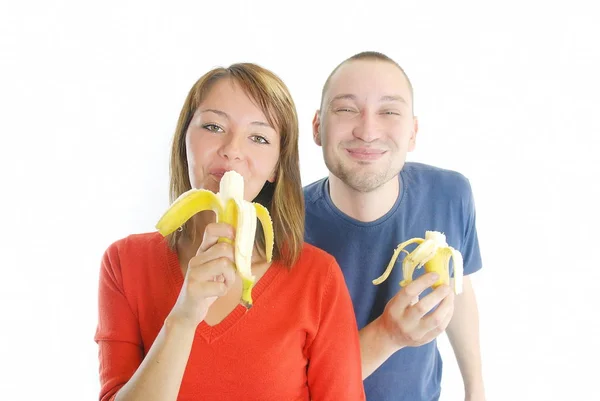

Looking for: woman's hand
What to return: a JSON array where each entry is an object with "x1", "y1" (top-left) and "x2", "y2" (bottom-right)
[{"x1": 168, "y1": 222, "x2": 237, "y2": 328}]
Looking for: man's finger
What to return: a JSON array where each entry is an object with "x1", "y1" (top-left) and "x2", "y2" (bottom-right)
[
  {"x1": 420, "y1": 290, "x2": 455, "y2": 334},
  {"x1": 407, "y1": 284, "x2": 451, "y2": 320},
  {"x1": 389, "y1": 272, "x2": 440, "y2": 310}
]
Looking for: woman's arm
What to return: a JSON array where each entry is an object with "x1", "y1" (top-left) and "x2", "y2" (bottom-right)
[
  {"x1": 110, "y1": 318, "x2": 197, "y2": 401},
  {"x1": 95, "y1": 246, "x2": 198, "y2": 401},
  {"x1": 96, "y1": 223, "x2": 237, "y2": 401}
]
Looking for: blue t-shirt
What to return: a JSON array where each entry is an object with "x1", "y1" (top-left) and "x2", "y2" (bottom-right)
[{"x1": 303, "y1": 162, "x2": 482, "y2": 401}]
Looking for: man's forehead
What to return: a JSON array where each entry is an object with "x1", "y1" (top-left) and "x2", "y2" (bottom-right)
[{"x1": 325, "y1": 60, "x2": 411, "y2": 100}]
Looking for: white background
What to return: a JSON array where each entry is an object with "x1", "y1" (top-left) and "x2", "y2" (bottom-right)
[{"x1": 1, "y1": 0, "x2": 598, "y2": 400}]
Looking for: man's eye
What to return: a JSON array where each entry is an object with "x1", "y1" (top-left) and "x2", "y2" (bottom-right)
[
  {"x1": 202, "y1": 123, "x2": 223, "y2": 133},
  {"x1": 382, "y1": 111, "x2": 401, "y2": 116},
  {"x1": 336, "y1": 108, "x2": 355, "y2": 113}
]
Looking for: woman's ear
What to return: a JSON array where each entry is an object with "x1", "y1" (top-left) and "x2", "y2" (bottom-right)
[{"x1": 268, "y1": 163, "x2": 279, "y2": 183}]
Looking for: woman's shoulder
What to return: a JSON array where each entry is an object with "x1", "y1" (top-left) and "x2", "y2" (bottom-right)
[
  {"x1": 288, "y1": 242, "x2": 341, "y2": 280},
  {"x1": 105, "y1": 231, "x2": 167, "y2": 254},
  {"x1": 101, "y1": 231, "x2": 172, "y2": 275},
  {"x1": 279, "y1": 243, "x2": 350, "y2": 312}
]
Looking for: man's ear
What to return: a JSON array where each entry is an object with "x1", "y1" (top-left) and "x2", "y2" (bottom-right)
[
  {"x1": 312, "y1": 110, "x2": 322, "y2": 146},
  {"x1": 408, "y1": 116, "x2": 419, "y2": 152}
]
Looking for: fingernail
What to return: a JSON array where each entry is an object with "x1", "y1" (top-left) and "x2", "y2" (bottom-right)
[{"x1": 430, "y1": 273, "x2": 439, "y2": 281}]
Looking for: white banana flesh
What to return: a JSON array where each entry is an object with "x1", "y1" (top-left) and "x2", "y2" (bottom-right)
[
  {"x1": 155, "y1": 170, "x2": 274, "y2": 308},
  {"x1": 373, "y1": 230, "x2": 463, "y2": 294}
]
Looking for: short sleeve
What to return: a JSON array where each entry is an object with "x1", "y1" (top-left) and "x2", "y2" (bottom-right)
[{"x1": 460, "y1": 178, "x2": 483, "y2": 276}]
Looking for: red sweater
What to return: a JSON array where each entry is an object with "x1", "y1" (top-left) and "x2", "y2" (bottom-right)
[{"x1": 95, "y1": 232, "x2": 366, "y2": 401}]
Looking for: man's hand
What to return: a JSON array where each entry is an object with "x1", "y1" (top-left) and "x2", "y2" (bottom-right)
[
  {"x1": 359, "y1": 272, "x2": 456, "y2": 379},
  {"x1": 380, "y1": 272, "x2": 455, "y2": 349}
]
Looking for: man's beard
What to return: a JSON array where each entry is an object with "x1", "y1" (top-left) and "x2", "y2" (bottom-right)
[{"x1": 325, "y1": 157, "x2": 399, "y2": 193}]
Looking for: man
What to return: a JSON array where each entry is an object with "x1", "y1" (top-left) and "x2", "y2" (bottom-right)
[{"x1": 303, "y1": 51, "x2": 486, "y2": 401}]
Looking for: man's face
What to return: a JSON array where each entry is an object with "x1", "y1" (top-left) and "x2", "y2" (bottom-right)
[{"x1": 313, "y1": 59, "x2": 418, "y2": 193}]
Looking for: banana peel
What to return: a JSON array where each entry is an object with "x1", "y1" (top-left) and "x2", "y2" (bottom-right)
[
  {"x1": 156, "y1": 170, "x2": 274, "y2": 308},
  {"x1": 372, "y1": 231, "x2": 463, "y2": 294}
]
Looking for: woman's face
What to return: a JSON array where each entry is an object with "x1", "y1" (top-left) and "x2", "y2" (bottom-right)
[{"x1": 185, "y1": 78, "x2": 280, "y2": 201}]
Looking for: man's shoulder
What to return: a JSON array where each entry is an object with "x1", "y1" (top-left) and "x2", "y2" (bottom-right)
[
  {"x1": 403, "y1": 161, "x2": 473, "y2": 199},
  {"x1": 302, "y1": 177, "x2": 341, "y2": 233},
  {"x1": 403, "y1": 161, "x2": 471, "y2": 183},
  {"x1": 302, "y1": 176, "x2": 327, "y2": 205}
]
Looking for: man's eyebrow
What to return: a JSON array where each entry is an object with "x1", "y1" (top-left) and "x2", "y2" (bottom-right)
[
  {"x1": 380, "y1": 95, "x2": 407, "y2": 104},
  {"x1": 198, "y1": 108, "x2": 273, "y2": 129},
  {"x1": 328, "y1": 94, "x2": 407, "y2": 104},
  {"x1": 329, "y1": 94, "x2": 356, "y2": 104}
]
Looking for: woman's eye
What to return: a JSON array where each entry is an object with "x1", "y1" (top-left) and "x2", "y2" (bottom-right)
[
  {"x1": 202, "y1": 123, "x2": 223, "y2": 133},
  {"x1": 251, "y1": 135, "x2": 269, "y2": 144}
]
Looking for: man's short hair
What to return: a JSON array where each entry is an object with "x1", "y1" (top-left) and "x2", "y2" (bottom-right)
[{"x1": 320, "y1": 51, "x2": 414, "y2": 111}]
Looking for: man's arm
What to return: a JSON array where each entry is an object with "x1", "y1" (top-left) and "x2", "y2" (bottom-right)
[
  {"x1": 446, "y1": 275, "x2": 486, "y2": 401},
  {"x1": 358, "y1": 315, "x2": 401, "y2": 379},
  {"x1": 359, "y1": 272, "x2": 456, "y2": 379}
]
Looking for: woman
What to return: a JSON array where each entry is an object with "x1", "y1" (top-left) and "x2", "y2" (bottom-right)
[{"x1": 94, "y1": 63, "x2": 366, "y2": 401}]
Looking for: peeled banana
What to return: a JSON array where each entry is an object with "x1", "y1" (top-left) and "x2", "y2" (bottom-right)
[
  {"x1": 155, "y1": 170, "x2": 274, "y2": 308},
  {"x1": 372, "y1": 231, "x2": 463, "y2": 294}
]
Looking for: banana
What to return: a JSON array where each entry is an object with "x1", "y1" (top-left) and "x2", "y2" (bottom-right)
[
  {"x1": 155, "y1": 170, "x2": 274, "y2": 308},
  {"x1": 372, "y1": 231, "x2": 463, "y2": 294}
]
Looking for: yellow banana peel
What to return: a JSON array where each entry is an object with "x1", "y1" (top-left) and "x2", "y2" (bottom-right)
[
  {"x1": 372, "y1": 231, "x2": 463, "y2": 294},
  {"x1": 155, "y1": 170, "x2": 274, "y2": 308}
]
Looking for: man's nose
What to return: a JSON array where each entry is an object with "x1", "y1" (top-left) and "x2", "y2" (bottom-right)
[{"x1": 352, "y1": 111, "x2": 381, "y2": 142}]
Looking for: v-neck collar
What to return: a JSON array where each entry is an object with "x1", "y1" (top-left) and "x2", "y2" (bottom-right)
[{"x1": 162, "y1": 235, "x2": 283, "y2": 343}]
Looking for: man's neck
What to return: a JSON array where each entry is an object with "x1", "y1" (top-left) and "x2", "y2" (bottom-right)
[{"x1": 328, "y1": 174, "x2": 400, "y2": 223}]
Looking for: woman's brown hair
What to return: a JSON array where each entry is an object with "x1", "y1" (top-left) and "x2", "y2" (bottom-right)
[{"x1": 165, "y1": 63, "x2": 304, "y2": 268}]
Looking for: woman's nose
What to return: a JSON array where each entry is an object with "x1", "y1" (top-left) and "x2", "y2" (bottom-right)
[{"x1": 219, "y1": 133, "x2": 244, "y2": 161}]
